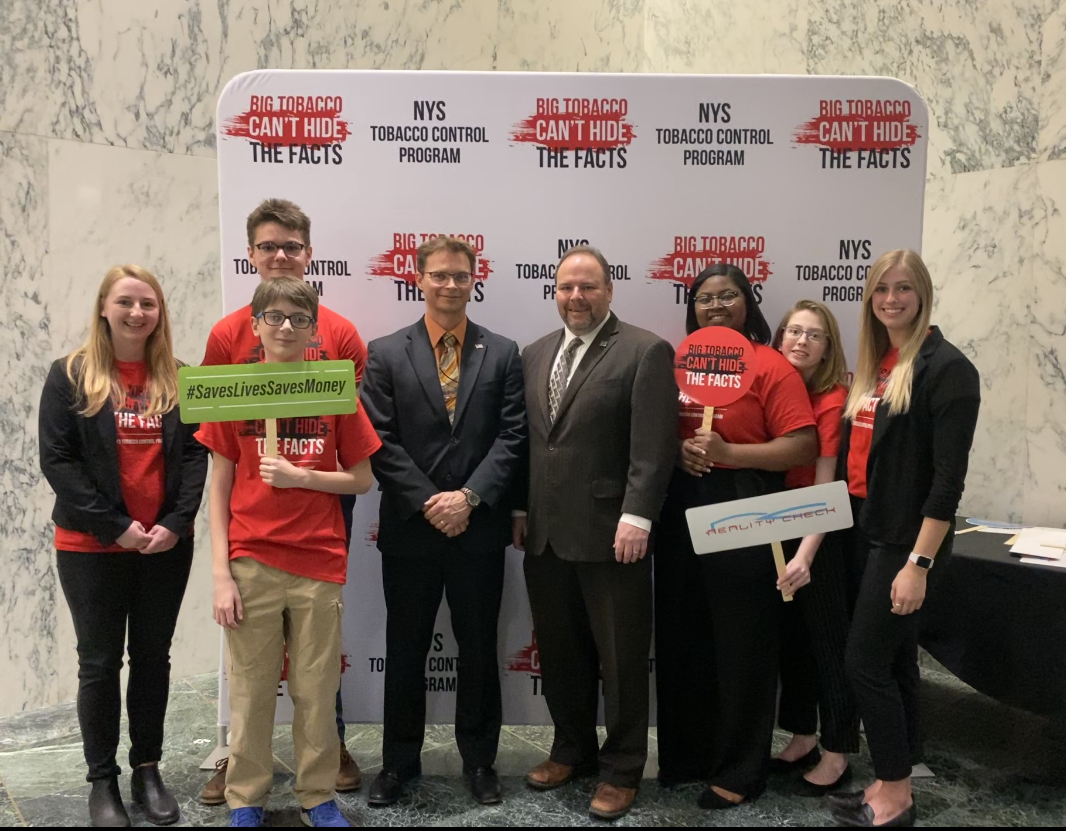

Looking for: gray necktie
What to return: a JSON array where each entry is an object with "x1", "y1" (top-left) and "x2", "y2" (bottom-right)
[{"x1": 548, "y1": 337, "x2": 582, "y2": 424}]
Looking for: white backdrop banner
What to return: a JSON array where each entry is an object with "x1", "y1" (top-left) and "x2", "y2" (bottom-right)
[{"x1": 214, "y1": 70, "x2": 928, "y2": 726}]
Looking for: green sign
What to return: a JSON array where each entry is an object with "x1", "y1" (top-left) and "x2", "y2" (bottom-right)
[{"x1": 178, "y1": 360, "x2": 358, "y2": 423}]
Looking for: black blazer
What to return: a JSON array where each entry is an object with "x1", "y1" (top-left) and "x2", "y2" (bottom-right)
[
  {"x1": 39, "y1": 358, "x2": 208, "y2": 547},
  {"x1": 836, "y1": 326, "x2": 980, "y2": 552},
  {"x1": 518, "y1": 313, "x2": 679, "y2": 562},
  {"x1": 359, "y1": 317, "x2": 527, "y2": 557}
]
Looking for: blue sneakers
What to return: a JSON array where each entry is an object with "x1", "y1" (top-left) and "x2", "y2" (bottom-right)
[
  {"x1": 301, "y1": 799, "x2": 350, "y2": 827},
  {"x1": 229, "y1": 806, "x2": 264, "y2": 827}
]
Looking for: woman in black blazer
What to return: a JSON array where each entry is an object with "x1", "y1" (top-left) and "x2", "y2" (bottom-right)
[
  {"x1": 39, "y1": 265, "x2": 207, "y2": 828},
  {"x1": 830, "y1": 250, "x2": 980, "y2": 828}
]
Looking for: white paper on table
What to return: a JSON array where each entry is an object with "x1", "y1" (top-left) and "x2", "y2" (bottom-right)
[
  {"x1": 1009, "y1": 527, "x2": 1066, "y2": 560},
  {"x1": 1020, "y1": 556, "x2": 1066, "y2": 569}
]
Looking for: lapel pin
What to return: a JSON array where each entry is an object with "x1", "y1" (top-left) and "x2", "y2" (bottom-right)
[
  {"x1": 475, "y1": 343, "x2": 484, "y2": 349},
  {"x1": 599, "y1": 341, "x2": 608, "y2": 347}
]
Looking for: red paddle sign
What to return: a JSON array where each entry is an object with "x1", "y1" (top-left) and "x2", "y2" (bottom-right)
[{"x1": 674, "y1": 325, "x2": 754, "y2": 409}]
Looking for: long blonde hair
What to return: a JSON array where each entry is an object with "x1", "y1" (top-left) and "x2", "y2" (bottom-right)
[
  {"x1": 844, "y1": 250, "x2": 933, "y2": 420},
  {"x1": 771, "y1": 299, "x2": 849, "y2": 394},
  {"x1": 65, "y1": 265, "x2": 179, "y2": 418}
]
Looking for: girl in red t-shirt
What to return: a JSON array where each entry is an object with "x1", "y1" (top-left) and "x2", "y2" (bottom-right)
[
  {"x1": 654, "y1": 264, "x2": 817, "y2": 810},
  {"x1": 38, "y1": 266, "x2": 207, "y2": 827},
  {"x1": 768, "y1": 301, "x2": 858, "y2": 795}
]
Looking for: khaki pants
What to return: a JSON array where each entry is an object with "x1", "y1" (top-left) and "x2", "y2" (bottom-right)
[{"x1": 225, "y1": 557, "x2": 343, "y2": 810}]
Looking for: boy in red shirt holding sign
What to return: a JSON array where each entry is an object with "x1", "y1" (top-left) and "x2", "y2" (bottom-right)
[{"x1": 197, "y1": 278, "x2": 381, "y2": 829}]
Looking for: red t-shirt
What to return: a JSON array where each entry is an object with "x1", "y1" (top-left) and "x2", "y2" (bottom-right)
[
  {"x1": 201, "y1": 302, "x2": 367, "y2": 381},
  {"x1": 195, "y1": 408, "x2": 381, "y2": 584},
  {"x1": 786, "y1": 384, "x2": 848, "y2": 490},
  {"x1": 847, "y1": 349, "x2": 900, "y2": 498},
  {"x1": 56, "y1": 360, "x2": 166, "y2": 552},
  {"x1": 677, "y1": 342, "x2": 816, "y2": 468}
]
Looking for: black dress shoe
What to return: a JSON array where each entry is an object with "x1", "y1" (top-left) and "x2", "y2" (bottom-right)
[
  {"x1": 696, "y1": 787, "x2": 749, "y2": 810},
  {"x1": 465, "y1": 767, "x2": 502, "y2": 805},
  {"x1": 768, "y1": 745, "x2": 821, "y2": 775},
  {"x1": 827, "y1": 789, "x2": 866, "y2": 811},
  {"x1": 367, "y1": 770, "x2": 410, "y2": 807},
  {"x1": 835, "y1": 801, "x2": 917, "y2": 828},
  {"x1": 791, "y1": 764, "x2": 853, "y2": 797},
  {"x1": 131, "y1": 764, "x2": 180, "y2": 826},
  {"x1": 89, "y1": 777, "x2": 131, "y2": 828}
]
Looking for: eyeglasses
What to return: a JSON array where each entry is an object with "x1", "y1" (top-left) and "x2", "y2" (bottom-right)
[
  {"x1": 694, "y1": 291, "x2": 740, "y2": 308},
  {"x1": 256, "y1": 310, "x2": 316, "y2": 329},
  {"x1": 425, "y1": 271, "x2": 473, "y2": 286},
  {"x1": 782, "y1": 326, "x2": 828, "y2": 344},
  {"x1": 254, "y1": 241, "x2": 307, "y2": 256}
]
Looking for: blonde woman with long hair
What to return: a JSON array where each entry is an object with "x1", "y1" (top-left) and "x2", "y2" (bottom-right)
[
  {"x1": 829, "y1": 251, "x2": 980, "y2": 828},
  {"x1": 38, "y1": 266, "x2": 207, "y2": 827},
  {"x1": 769, "y1": 301, "x2": 860, "y2": 797}
]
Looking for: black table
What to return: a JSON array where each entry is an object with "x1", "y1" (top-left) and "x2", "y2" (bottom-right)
[{"x1": 919, "y1": 519, "x2": 1066, "y2": 717}]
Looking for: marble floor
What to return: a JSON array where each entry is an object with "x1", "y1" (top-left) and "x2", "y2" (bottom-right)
[{"x1": 0, "y1": 668, "x2": 1063, "y2": 827}]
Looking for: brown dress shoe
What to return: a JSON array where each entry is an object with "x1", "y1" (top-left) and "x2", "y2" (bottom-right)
[
  {"x1": 589, "y1": 782, "x2": 637, "y2": 820},
  {"x1": 526, "y1": 759, "x2": 578, "y2": 791},
  {"x1": 200, "y1": 757, "x2": 228, "y2": 806},
  {"x1": 336, "y1": 745, "x2": 362, "y2": 792}
]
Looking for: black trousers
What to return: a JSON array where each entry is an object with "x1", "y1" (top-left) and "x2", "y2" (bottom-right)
[
  {"x1": 380, "y1": 545, "x2": 504, "y2": 777},
  {"x1": 655, "y1": 468, "x2": 785, "y2": 797},
  {"x1": 524, "y1": 545, "x2": 652, "y2": 789},
  {"x1": 56, "y1": 539, "x2": 194, "y2": 781},
  {"x1": 777, "y1": 532, "x2": 861, "y2": 754},
  {"x1": 844, "y1": 513, "x2": 927, "y2": 782}
]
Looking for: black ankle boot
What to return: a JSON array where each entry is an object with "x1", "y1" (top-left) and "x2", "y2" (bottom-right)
[
  {"x1": 88, "y1": 777, "x2": 131, "y2": 828},
  {"x1": 131, "y1": 764, "x2": 180, "y2": 826}
]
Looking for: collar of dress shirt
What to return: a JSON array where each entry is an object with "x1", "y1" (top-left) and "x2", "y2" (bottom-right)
[{"x1": 424, "y1": 314, "x2": 468, "y2": 351}]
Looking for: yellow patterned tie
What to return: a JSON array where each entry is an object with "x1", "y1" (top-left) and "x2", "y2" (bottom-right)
[{"x1": 438, "y1": 332, "x2": 460, "y2": 424}]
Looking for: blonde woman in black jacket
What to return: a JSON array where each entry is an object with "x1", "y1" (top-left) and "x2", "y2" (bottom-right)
[
  {"x1": 830, "y1": 250, "x2": 980, "y2": 828},
  {"x1": 39, "y1": 265, "x2": 207, "y2": 827}
]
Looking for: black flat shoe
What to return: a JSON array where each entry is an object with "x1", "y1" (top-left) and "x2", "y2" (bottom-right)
[
  {"x1": 768, "y1": 745, "x2": 821, "y2": 775},
  {"x1": 835, "y1": 801, "x2": 916, "y2": 827},
  {"x1": 790, "y1": 764, "x2": 853, "y2": 797},
  {"x1": 131, "y1": 764, "x2": 180, "y2": 826},
  {"x1": 696, "y1": 787, "x2": 749, "y2": 810},
  {"x1": 367, "y1": 770, "x2": 411, "y2": 807},
  {"x1": 827, "y1": 789, "x2": 866, "y2": 811},
  {"x1": 89, "y1": 777, "x2": 131, "y2": 828},
  {"x1": 465, "y1": 767, "x2": 502, "y2": 805}
]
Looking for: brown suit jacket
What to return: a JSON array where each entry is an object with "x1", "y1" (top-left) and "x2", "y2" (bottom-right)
[{"x1": 520, "y1": 312, "x2": 679, "y2": 562}]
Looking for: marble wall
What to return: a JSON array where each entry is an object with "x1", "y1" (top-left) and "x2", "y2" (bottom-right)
[{"x1": 2, "y1": 0, "x2": 1063, "y2": 716}]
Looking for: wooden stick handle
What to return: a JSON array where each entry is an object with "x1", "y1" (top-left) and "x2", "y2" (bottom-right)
[
  {"x1": 701, "y1": 406, "x2": 715, "y2": 430},
  {"x1": 265, "y1": 418, "x2": 278, "y2": 459},
  {"x1": 772, "y1": 540, "x2": 793, "y2": 602}
]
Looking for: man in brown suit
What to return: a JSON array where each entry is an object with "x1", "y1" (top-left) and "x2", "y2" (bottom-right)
[{"x1": 512, "y1": 245, "x2": 678, "y2": 820}]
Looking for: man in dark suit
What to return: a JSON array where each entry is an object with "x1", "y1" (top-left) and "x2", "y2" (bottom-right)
[
  {"x1": 359, "y1": 236, "x2": 526, "y2": 807},
  {"x1": 513, "y1": 245, "x2": 678, "y2": 820}
]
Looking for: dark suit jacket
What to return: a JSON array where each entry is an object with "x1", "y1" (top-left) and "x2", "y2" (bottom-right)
[
  {"x1": 836, "y1": 325, "x2": 980, "y2": 552},
  {"x1": 360, "y1": 317, "x2": 527, "y2": 557},
  {"x1": 520, "y1": 312, "x2": 679, "y2": 562},
  {"x1": 38, "y1": 358, "x2": 208, "y2": 546}
]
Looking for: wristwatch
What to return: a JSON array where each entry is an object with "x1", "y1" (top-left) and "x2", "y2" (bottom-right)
[
  {"x1": 908, "y1": 552, "x2": 934, "y2": 570},
  {"x1": 460, "y1": 487, "x2": 481, "y2": 508}
]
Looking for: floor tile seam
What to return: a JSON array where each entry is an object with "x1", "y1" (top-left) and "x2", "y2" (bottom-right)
[
  {"x1": 499, "y1": 725, "x2": 553, "y2": 754},
  {"x1": 0, "y1": 742, "x2": 85, "y2": 757},
  {"x1": 1, "y1": 780, "x2": 28, "y2": 828}
]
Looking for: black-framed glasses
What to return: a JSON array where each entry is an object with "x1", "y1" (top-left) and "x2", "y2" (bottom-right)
[
  {"x1": 425, "y1": 270, "x2": 473, "y2": 286},
  {"x1": 694, "y1": 290, "x2": 741, "y2": 308},
  {"x1": 254, "y1": 241, "x2": 307, "y2": 256},
  {"x1": 782, "y1": 326, "x2": 828, "y2": 344},
  {"x1": 256, "y1": 310, "x2": 316, "y2": 329}
]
